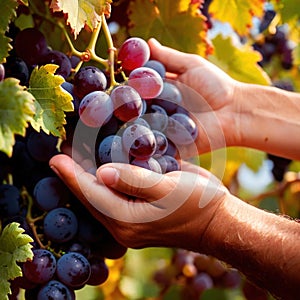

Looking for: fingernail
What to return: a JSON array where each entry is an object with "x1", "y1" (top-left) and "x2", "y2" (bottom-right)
[{"x1": 99, "y1": 167, "x2": 119, "y2": 186}]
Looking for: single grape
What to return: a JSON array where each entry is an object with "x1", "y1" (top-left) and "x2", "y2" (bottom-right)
[
  {"x1": 37, "y1": 280, "x2": 75, "y2": 300},
  {"x1": 73, "y1": 66, "x2": 107, "y2": 99},
  {"x1": 4, "y1": 56, "x2": 29, "y2": 86},
  {"x1": 98, "y1": 135, "x2": 128, "y2": 165},
  {"x1": 26, "y1": 131, "x2": 59, "y2": 162},
  {"x1": 118, "y1": 37, "x2": 150, "y2": 71},
  {"x1": 131, "y1": 157, "x2": 162, "y2": 173},
  {"x1": 153, "y1": 82, "x2": 183, "y2": 115},
  {"x1": 68, "y1": 241, "x2": 91, "y2": 258},
  {"x1": 155, "y1": 155, "x2": 180, "y2": 173},
  {"x1": 44, "y1": 207, "x2": 78, "y2": 243},
  {"x1": 122, "y1": 124, "x2": 157, "y2": 159},
  {"x1": 41, "y1": 50, "x2": 72, "y2": 79},
  {"x1": 128, "y1": 67, "x2": 163, "y2": 99},
  {"x1": 56, "y1": 252, "x2": 91, "y2": 288},
  {"x1": 33, "y1": 177, "x2": 70, "y2": 211},
  {"x1": 86, "y1": 257, "x2": 109, "y2": 286},
  {"x1": 165, "y1": 113, "x2": 198, "y2": 145},
  {"x1": 191, "y1": 272, "x2": 214, "y2": 294},
  {"x1": 165, "y1": 139, "x2": 178, "y2": 158},
  {"x1": 143, "y1": 104, "x2": 169, "y2": 131},
  {"x1": 117, "y1": 117, "x2": 150, "y2": 136},
  {"x1": 153, "y1": 130, "x2": 168, "y2": 157},
  {"x1": 143, "y1": 59, "x2": 166, "y2": 78},
  {"x1": 22, "y1": 249, "x2": 57, "y2": 284},
  {"x1": 0, "y1": 184, "x2": 20, "y2": 218},
  {"x1": 79, "y1": 91, "x2": 113, "y2": 128},
  {"x1": 111, "y1": 85, "x2": 143, "y2": 122},
  {"x1": 14, "y1": 27, "x2": 49, "y2": 66}
]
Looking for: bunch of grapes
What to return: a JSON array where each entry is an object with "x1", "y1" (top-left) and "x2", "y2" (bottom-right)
[
  {"x1": 1, "y1": 23, "x2": 199, "y2": 299},
  {"x1": 153, "y1": 249, "x2": 242, "y2": 299},
  {"x1": 253, "y1": 24, "x2": 295, "y2": 70}
]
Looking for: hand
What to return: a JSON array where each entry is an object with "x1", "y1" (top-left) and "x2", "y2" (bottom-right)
[
  {"x1": 49, "y1": 154, "x2": 228, "y2": 252},
  {"x1": 148, "y1": 38, "x2": 241, "y2": 154}
]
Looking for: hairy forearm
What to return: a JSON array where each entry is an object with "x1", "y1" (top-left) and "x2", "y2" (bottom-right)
[
  {"x1": 235, "y1": 83, "x2": 300, "y2": 160},
  {"x1": 202, "y1": 195, "x2": 300, "y2": 299}
]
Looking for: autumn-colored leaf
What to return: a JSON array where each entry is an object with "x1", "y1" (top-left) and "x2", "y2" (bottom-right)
[
  {"x1": 127, "y1": 0, "x2": 212, "y2": 57},
  {"x1": 209, "y1": 0, "x2": 265, "y2": 36},
  {"x1": 209, "y1": 34, "x2": 271, "y2": 85},
  {"x1": 50, "y1": 0, "x2": 112, "y2": 38}
]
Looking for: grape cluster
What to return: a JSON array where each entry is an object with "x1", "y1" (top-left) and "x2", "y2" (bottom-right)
[
  {"x1": 253, "y1": 23, "x2": 295, "y2": 70},
  {"x1": 64, "y1": 36, "x2": 198, "y2": 174},
  {"x1": 1, "y1": 25, "x2": 199, "y2": 299},
  {"x1": 153, "y1": 249, "x2": 242, "y2": 299}
]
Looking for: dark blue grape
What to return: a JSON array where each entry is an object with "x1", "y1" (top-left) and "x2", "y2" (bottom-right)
[
  {"x1": 44, "y1": 208, "x2": 78, "y2": 243},
  {"x1": 37, "y1": 280, "x2": 74, "y2": 300},
  {"x1": 0, "y1": 184, "x2": 20, "y2": 218},
  {"x1": 56, "y1": 252, "x2": 91, "y2": 288}
]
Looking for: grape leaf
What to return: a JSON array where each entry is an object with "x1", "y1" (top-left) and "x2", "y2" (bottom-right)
[
  {"x1": 0, "y1": 222, "x2": 33, "y2": 300},
  {"x1": 28, "y1": 64, "x2": 74, "y2": 139},
  {"x1": 209, "y1": 0, "x2": 264, "y2": 36},
  {"x1": 279, "y1": 0, "x2": 300, "y2": 23},
  {"x1": 127, "y1": 0, "x2": 212, "y2": 57},
  {"x1": 50, "y1": 0, "x2": 111, "y2": 38},
  {"x1": 0, "y1": 78, "x2": 35, "y2": 157},
  {"x1": 209, "y1": 34, "x2": 271, "y2": 85},
  {"x1": 0, "y1": 0, "x2": 19, "y2": 63}
]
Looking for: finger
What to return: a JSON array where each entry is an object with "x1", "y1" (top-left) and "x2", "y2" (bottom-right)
[
  {"x1": 148, "y1": 38, "x2": 203, "y2": 74},
  {"x1": 96, "y1": 163, "x2": 177, "y2": 201}
]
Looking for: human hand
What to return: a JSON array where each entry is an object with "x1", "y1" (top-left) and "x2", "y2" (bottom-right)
[
  {"x1": 49, "y1": 154, "x2": 228, "y2": 252},
  {"x1": 148, "y1": 38, "x2": 241, "y2": 154}
]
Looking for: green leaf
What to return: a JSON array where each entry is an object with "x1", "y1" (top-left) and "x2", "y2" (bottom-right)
[
  {"x1": 0, "y1": 0, "x2": 19, "y2": 63},
  {"x1": 0, "y1": 78, "x2": 35, "y2": 157},
  {"x1": 50, "y1": 0, "x2": 110, "y2": 38},
  {"x1": 209, "y1": 0, "x2": 264, "y2": 36},
  {"x1": 279, "y1": 0, "x2": 300, "y2": 23},
  {"x1": 209, "y1": 34, "x2": 271, "y2": 85},
  {"x1": 0, "y1": 222, "x2": 33, "y2": 300},
  {"x1": 128, "y1": 0, "x2": 211, "y2": 57},
  {"x1": 28, "y1": 64, "x2": 74, "y2": 139}
]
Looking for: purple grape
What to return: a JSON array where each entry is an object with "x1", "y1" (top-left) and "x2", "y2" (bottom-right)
[
  {"x1": 155, "y1": 155, "x2": 180, "y2": 173},
  {"x1": 56, "y1": 252, "x2": 91, "y2": 288},
  {"x1": 165, "y1": 113, "x2": 198, "y2": 145},
  {"x1": 122, "y1": 124, "x2": 157, "y2": 159},
  {"x1": 33, "y1": 177, "x2": 70, "y2": 211},
  {"x1": 44, "y1": 207, "x2": 78, "y2": 243},
  {"x1": 131, "y1": 157, "x2": 162, "y2": 173},
  {"x1": 143, "y1": 104, "x2": 168, "y2": 131},
  {"x1": 153, "y1": 130, "x2": 168, "y2": 157},
  {"x1": 14, "y1": 27, "x2": 49, "y2": 66},
  {"x1": 73, "y1": 66, "x2": 107, "y2": 99},
  {"x1": 191, "y1": 273, "x2": 214, "y2": 294},
  {"x1": 41, "y1": 50, "x2": 72, "y2": 78},
  {"x1": 143, "y1": 59, "x2": 166, "y2": 78},
  {"x1": 111, "y1": 85, "x2": 143, "y2": 122},
  {"x1": 22, "y1": 249, "x2": 56, "y2": 284},
  {"x1": 0, "y1": 184, "x2": 20, "y2": 218},
  {"x1": 98, "y1": 135, "x2": 128, "y2": 165},
  {"x1": 86, "y1": 257, "x2": 109, "y2": 286},
  {"x1": 153, "y1": 82, "x2": 183, "y2": 115},
  {"x1": 37, "y1": 280, "x2": 74, "y2": 300},
  {"x1": 4, "y1": 57, "x2": 29, "y2": 86},
  {"x1": 79, "y1": 91, "x2": 113, "y2": 128}
]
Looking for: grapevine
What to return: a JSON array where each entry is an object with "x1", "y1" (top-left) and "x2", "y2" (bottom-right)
[{"x1": 0, "y1": 0, "x2": 300, "y2": 300}]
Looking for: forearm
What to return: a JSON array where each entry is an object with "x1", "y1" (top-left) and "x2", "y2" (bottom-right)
[
  {"x1": 235, "y1": 83, "x2": 300, "y2": 160},
  {"x1": 202, "y1": 195, "x2": 300, "y2": 299}
]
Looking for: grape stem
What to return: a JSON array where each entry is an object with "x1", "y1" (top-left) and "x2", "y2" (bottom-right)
[{"x1": 21, "y1": 187, "x2": 47, "y2": 249}]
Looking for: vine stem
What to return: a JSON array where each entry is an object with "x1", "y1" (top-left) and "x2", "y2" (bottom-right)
[{"x1": 22, "y1": 188, "x2": 46, "y2": 249}]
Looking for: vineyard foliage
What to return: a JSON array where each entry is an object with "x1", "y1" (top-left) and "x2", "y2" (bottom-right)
[{"x1": 0, "y1": 0, "x2": 300, "y2": 299}]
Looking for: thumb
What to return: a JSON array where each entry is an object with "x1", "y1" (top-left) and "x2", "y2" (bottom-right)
[{"x1": 96, "y1": 163, "x2": 177, "y2": 201}]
